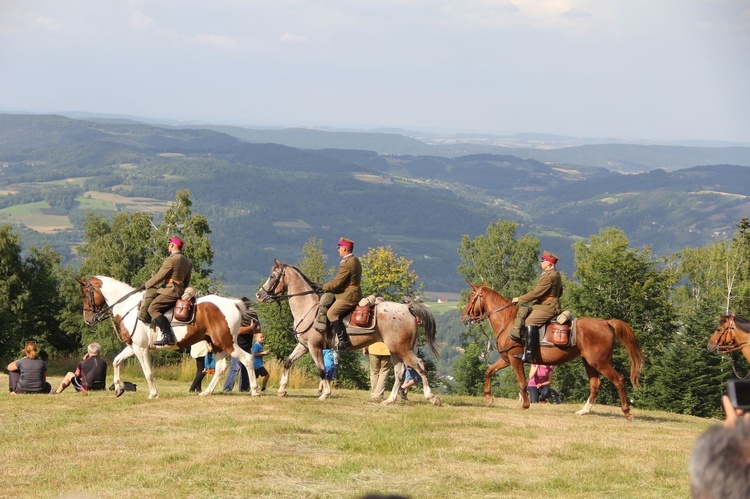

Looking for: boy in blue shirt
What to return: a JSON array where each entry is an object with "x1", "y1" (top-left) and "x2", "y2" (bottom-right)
[
  {"x1": 252, "y1": 332, "x2": 270, "y2": 392},
  {"x1": 318, "y1": 349, "x2": 338, "y2": 395}
]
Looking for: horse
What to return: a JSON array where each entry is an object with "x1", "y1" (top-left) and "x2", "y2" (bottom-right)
[
  {"x1": 460, "y1": 282, "x2": 643, "y2": 419},
  {"x1": 78, "y1": 276, "x2": 260, "y2": 399},
  {"x1": 255, "y1": 259, "x2": 441, "y2": 405},
  {"x1": 707, "y1": 314, "x2": 750, "y2": 375}
]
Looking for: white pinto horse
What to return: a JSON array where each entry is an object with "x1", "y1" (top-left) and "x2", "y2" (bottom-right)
[
  {"x1": 78, "y1": 276, "x2": 260, "y2": 399},
  {"x1": 255, "y1": 260, "x2": 441, "y2": 406}
]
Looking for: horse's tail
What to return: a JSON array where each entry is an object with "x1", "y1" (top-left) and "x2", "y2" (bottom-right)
[
  {"x1": 408, "y1": 302, "x2": 439, "y2": 358},
  {"x1": 606, "y1": 319, "x2": 644, "y2": 389}
]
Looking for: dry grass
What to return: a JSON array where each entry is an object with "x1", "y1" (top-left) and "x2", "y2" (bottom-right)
[{"x1": 0, "y1": 370, "x2": 716, "y2": 498}]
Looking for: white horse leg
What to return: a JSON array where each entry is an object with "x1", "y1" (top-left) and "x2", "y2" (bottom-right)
[
  {"x1": 233, "y1": 346, "x2": 259, "y2": 396},
  {"x1": 201, "y1": 353, "x2": 227, "y2": 396},
  {"x1": 278, "y1": 343, "x2": 308, "y2": 397},
  {"x1": 576, "y1": 400, "x2": 593, "y2": 416},
  {"x1": 132, "y1": 345, "x2": 158, "y2": 399},
  {"x1": 112, "y1": 346, "x2": 134, "y2": 397},
  {"x1": 382, "y1": 358, "x2": 405, "y2": 406},
  {"x1": 399, "y1": 351, "x2": 441, "y2": 406}
]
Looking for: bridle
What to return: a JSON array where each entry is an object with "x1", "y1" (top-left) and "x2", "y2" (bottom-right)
[
  {"x1": 81, "y1": 279, "x2": 142, "y2": 326},
  {"x1": 464, "y1": 287, "x2": 517, "y2": 356},
  {"x1": 712, "y1": 315, "x2": 750, "y2": 379},
  {"x1": 257, "y1": 264, "x2": 321, "y2": 338}
]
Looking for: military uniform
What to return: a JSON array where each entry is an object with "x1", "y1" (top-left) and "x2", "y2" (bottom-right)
[
  {"x1": 322, "y1": 252, "x2": 362, "y2": 322},
  {"x1": 516, "y1": 266, "x2": 563, "y2": 326},
  {"x1": 146, "y1": 250, "x2": 192, "y2": 319}
]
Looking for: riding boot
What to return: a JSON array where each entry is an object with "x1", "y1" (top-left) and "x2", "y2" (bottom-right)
[
  {"x1": 514, "y1": 325, "x2": 538, "y2": 363},
  {"x1": 153, "y1": 314, "x2": 176, "y2": 346},
  {"x1": 331, "y1": 320, "x2": 351, "y2": 350}
]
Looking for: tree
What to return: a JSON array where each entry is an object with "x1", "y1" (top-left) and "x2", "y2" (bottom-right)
[
  {"x1": 360, "y1": 245, "x2": 422, "y2": 301},
  {"x1": 450, "y1": 343, "x2": 486, "y2": 396},
  {"x1": 0, "y1": 225, "x2": 30, "y2": 361}
]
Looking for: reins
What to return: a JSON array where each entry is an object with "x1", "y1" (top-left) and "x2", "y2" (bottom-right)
[
  {"x1": 714, "y1": 316, "x2": 750, "y2": 378},
  {"x1": 465, "y1": 288, "x2": 515, "y2": 356},
  {"x1": 83, "y1": 280, "x2": 143, "y2": 325},
  {"x1": 259, "y1": 265, "x2": 321, "y2": 339}
]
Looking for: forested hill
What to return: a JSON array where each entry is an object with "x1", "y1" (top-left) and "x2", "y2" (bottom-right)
[{"x1": 0, "y1": 113, "x2": 748, "y2": 293}]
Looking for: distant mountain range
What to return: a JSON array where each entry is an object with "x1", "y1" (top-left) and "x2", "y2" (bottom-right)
[{"x1": 1, "y1": 113, "x2": 748, "y2": 294}]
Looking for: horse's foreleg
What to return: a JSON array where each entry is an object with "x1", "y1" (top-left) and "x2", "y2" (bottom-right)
[
  {"x1": 112, "y1": 346, "x2": 134, "y2": 398},
  {"x1": 278, "y1": 343, "x2": 308, "y2": 397},
  {"x1": 132, "y1": 345, "x2": 158, "y2": 399},
  {"x1": 484, "y1": 356, "x2": 510, "y2": 407},
  {"x1": 509, "y1": 358, "x2": 530, "y2": 409},
  {"x1": 576, "y1": 359, "x2": 601, "y2": 416},
  {"x1": 200, "y1": 353, "x2": 228, "y2": 396}
]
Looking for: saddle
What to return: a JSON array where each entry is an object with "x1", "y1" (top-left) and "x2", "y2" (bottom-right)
[
  {"x1": 539, "y1": 311, "x2": 577, "y2": 347},
  {"x1": 343, "y1": 295, "x2": 380, "y2": 332}
]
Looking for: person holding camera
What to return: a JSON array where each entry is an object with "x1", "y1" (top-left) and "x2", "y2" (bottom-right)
[
  {"x1": 52, "y1": 342, "x2": 107, "y2": 394},
  {"x1": 689, "y1": 382, "x2": 750, "y2": 499}
]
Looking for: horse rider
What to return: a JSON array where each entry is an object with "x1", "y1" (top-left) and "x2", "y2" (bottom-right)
[
  {"x1": 145, "y1": 236, "x2": 192, "y2": 346},
  {"x1": 315, "y1": 237, "x2": 361, "y2": 350},
  {"x1": 510, "y1": 250, "x2": 563, "y2": 362}
]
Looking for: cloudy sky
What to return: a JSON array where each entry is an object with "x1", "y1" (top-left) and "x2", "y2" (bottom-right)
[{"x1": 1, "y1": 0, "x2": 749, "y2": 142}]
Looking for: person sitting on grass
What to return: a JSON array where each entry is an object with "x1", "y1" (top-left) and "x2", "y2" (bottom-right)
[
  {"x1": 8, "y1": 340, "x2": 52, "y2": 394},
  {"x1": 53, "y1": 342, "x2": 107, "y2": 394}
]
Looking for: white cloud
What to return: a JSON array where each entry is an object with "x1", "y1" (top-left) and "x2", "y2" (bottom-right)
[
  {"x1": 193, "y1": 33, "x2": 238, "y2": 50},
  {"x1": 130, "y1": 11, "x2": 155, "y2": 30},
  {"x1": 280, "y1": 32, "x2": 307, "y2": 43}
]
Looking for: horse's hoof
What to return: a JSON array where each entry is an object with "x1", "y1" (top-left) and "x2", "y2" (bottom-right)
[
  {"x1": 148, "y1": 394, "x2": 158, "y2": 400},
  {"x1": 485, "y1": 396, "x2": 494, "y2": 407},
  {"x1": 277, "y1": 391, "x2": 287, "y2": 398},
  {"x1": 381, "y1": 398, "x2": 394, "y2": 406},
  {"x1": 115, "y1": 388, "x2": 124, "y2": 398},
  {"x1": 431, "y1": 396, "x2": 442, "y2": 407},
  {"x1": 575, "y1": 410, "x2": 586, "y2": 416}
]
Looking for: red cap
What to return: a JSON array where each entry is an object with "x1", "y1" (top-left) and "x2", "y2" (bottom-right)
[
  {"x1": 541, "y1": 250, "x2": 558, "y2": 264},
  {"x1": 169, "y1": 236, "x2": 184, "y2": 248},
  {"x1": 338, "y1": 237, "x2": 354, "y2": 248}
]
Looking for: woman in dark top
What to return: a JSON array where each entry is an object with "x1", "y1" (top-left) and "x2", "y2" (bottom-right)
[{"x1": 7, "y1": 340, "x2": 52, "y2": 394}]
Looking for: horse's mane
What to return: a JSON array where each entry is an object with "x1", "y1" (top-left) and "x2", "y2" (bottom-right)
[
  {"x1": 284, "y1": 264, "x2": 320, "y2": 291},
  {"x1": 93, "y1": 275, "x2": 135, "y2": 292},
  {"x1": 476, "y1": 284, "x2": 510, "y2": 304},
  {"x1": 732, "y1": 314, "x2": 750, "y2": 333}
]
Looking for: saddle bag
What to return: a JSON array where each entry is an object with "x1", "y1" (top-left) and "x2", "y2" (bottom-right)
[
  {"x1": 548, "y1": 322, "x2": 570, "y2": 346},
  {"x1": 350, "y1": 304, "x2": 374, "y2": 328},
  {"x1": 174, "y1": 297, "x2": 195, "y2": 322}
]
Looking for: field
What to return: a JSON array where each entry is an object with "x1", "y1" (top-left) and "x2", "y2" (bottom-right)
[{"x1": 0, "y1": 368, "x2": 715, "y2": 498}]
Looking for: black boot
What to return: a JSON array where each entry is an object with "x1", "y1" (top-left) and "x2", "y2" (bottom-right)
[
  {"x1": 514, "y1": 325, "x2": 538, "y2": 363},
  {"x1": 153, "y1": 315, "x2": 176, "y2": 346},
  {"x1": 331, "y1": 320, "x2": 351, "y2": 350}
]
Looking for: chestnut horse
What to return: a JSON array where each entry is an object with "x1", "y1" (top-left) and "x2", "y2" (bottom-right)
[
  {"x1": 255, "y1": 259, "x2": 441, "y2": 405},
  {"x1": 707, "y1": 314, "x2": 750, "y2": 374},
  {"x1": 78, "y1": 276, "x2": 260, "y2": 399},
  {"x1": 461, "y1": 282, "x2": 643, "y2": 419}
]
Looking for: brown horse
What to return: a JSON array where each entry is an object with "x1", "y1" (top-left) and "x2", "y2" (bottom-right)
[
  {"x1": 461, "y1": 282, "x2": 644, "y2": 419},
  {"x1": 707, "y1": 314, "x2": 750, "y2": 367}
]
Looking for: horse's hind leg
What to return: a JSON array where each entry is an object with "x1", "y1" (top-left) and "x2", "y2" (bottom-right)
[
  {"x1": 200, "y1": 352, "x2": 228, "y2": 396},
  {"x1": 112, "y1": 346, "x2": 134, "y2": 397},
  {"x1": 396, "y1": 350, "x2": 441, "y2": 406},
  {"x1": 278, "y1": 343, "x2": 308, "y2": 397},
  {"x1": 233, "y1": 346, "x2": 260, "y2": 396},
  {"x1": 576, "y1": 359, "x2": 602, "y2": 416},
  {"x1": 591, "y1": 361, "x2": 633, "y2": 420}
]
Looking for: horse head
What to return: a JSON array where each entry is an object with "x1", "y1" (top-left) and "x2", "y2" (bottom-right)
[
  {"x1": 461, "y1": 281, "x2": 491, "y2": 325},
  {"x1": 77, "y1": 277, "x2": 106, "y2": 325},
  {"x1": 708, "y1": 314, "x2": 750, "y2": 354},
  {"x1": 256, "y1": 259, "x2": 289, "y2": 302}
]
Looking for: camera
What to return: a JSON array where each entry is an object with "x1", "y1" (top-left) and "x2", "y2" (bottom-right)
[{"x1": 726, "y1": 379, "x2": 750, "y2": 411}]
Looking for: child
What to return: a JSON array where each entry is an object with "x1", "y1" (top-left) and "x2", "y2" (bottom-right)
[
  {"x1": 400, "y1": 365, "x2": 422, "y2": 400},
  {"x1": 252, "y1": 332, "x2": 270, "y2": 392},
  {"x1": 318, "y1": 349, "x2": 339, "y2": 395}
]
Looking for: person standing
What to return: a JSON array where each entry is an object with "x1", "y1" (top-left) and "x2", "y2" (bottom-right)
[
  {"x1": 222, "y1": 326, "x2": 255, "y2": 393},
  {"x1": 53, "y1": 342, "x2": 107, "y2": 394},
  {"x1": 315, "y1": 237, "x2": 362, "y2": 350},
  {"x1": 511, "y1": 250, "x2": 563, "y2": 362},
  {"x1": 144, "y1": 236, "x2": 192, "y2": 346},
  {"x1": 188, "y1": 340, "x2": 209, "y2": 393},
  {"x1": 7, "y1": 340, "x2": 52, "y2": 394},
  {"x1": 318, "y1": 349, "x2": 339, "y2": 395},
  {"x1": 252, "y1": 332, "x2": 270, "y2": 392},
  {"x1": 363, "y1": 342, "x2": 391, "y2": 400}
]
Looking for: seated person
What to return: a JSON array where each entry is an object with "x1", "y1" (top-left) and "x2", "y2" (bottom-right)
[
  {"x1": 527, "y1": 363, "x2": 561, "y2": 404},
  {"x1": 8, "y1": 340, "x2": 52, "y2": 394},
  {"x1": 53, "y1": 342, "x2": 107, "y2": 394}
]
